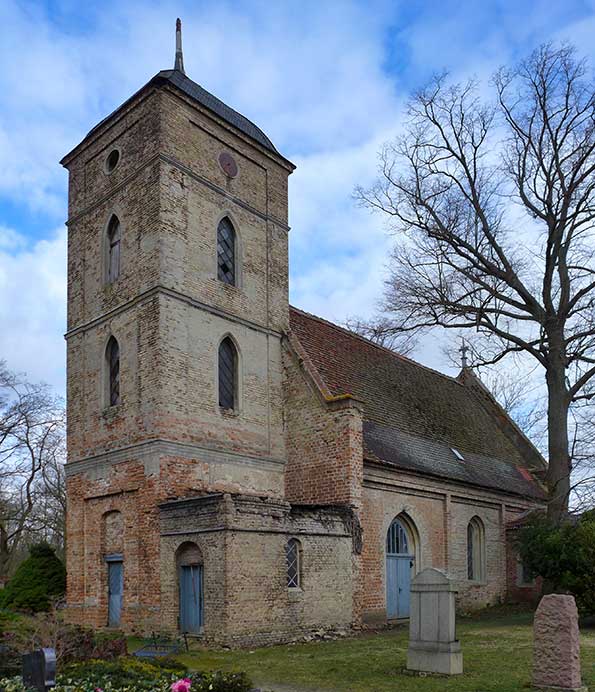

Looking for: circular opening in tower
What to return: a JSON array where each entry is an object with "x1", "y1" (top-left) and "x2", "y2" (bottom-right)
[{"x1": 105, "y1": 149, "x2": 121, "y2": 174}]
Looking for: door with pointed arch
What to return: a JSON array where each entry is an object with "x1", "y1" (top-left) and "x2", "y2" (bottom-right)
[
  {"x1": 386, "y1": 517, "x2": 415, "y2": 619},
  {"x1": 177, "y1": 542, "x2": 204, "y2": 634}
]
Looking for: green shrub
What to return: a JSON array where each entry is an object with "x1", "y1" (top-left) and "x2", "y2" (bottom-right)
[
  {"x1": 0, "y1": 544, "x2": 65, "y2": 613},
  {"x1": 60, "y1": 655, "x2": 187, "y2": 689},
  {"x1": 190, "y1": 670, "x2": 252, "y2": 692},
  {"x1": 517, "y1": 509, "x2": 595, "y2": 614}
]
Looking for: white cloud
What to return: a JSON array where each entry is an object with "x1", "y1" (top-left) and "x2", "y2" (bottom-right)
[
  {"x1": 1, "y1": 0, "x2": 595, "y2": 395},
  {"x1": 0, "y1": 227, "x2": 66, "y2": 391}
]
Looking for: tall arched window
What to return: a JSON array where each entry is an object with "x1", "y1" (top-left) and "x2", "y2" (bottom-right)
[
  {"x1": 218, "y1": 337, "x2": 237, "y2": 411},
  {"x1": 106, "y1": 336, "x2": 120, "y2": 407},
  {"x1": 106, "y1": 215, "x2": 121, "y2": 283},
  {"x1": 217, "y1": 217, "x2": 236, "y2": 285},
  {"x1": 467, "y1": 516, "x2": 486, "y2": 582},
  {"x1": 386, "y1": 518, "x2": 410, "y2": 555},
  {"x1": 286, "y1": 538, "x2": 301, "y2": 588}
]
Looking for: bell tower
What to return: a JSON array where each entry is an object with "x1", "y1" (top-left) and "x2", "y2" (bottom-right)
[{"x1": 62, "y1": 20, "x2": 295, "y2": 632}]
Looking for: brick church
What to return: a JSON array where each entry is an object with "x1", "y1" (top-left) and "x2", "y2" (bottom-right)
[{"x1": 62, "y1": 22, "x2": 545, "y2": 646}]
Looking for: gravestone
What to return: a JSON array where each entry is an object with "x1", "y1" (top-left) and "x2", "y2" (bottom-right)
[
  {"x1": 406, "y1": 567, "x2": 463, "y2": 675},
  {"x1": 22, "y1": 648, "x2": 56, "y2": 691},
  {"x1": 533, "y1": 594, "x2": 588, "y2": 692}
]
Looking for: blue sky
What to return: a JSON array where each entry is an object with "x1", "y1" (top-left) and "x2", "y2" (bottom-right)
[{"x1": 2, "y1": 0, "x2": 595, "y2": 393}]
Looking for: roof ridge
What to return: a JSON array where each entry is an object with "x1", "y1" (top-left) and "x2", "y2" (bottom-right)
[{"x1": 289, "y1": 305, "x2": 463, "y2": 386}]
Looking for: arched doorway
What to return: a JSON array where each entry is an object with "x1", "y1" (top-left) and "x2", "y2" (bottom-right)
[
  {"x1": 386, "y1": 515, "x2": 416, "y2": 619},
  {"x1": 176, "y1": 542, "x2": 203, "y2": 634}
]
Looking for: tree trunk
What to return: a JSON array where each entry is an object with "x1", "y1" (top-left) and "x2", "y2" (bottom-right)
[
  {"x1": 545, "y1": 340, "x2": 571, "y2": 522},
  {"x1": 0, "y1": 523, "x2": 9, "y2": 587}
]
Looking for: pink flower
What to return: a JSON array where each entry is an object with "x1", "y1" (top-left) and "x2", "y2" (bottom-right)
[{"x1": 171, "y1": 679, "x2": 192, "y2": 692}]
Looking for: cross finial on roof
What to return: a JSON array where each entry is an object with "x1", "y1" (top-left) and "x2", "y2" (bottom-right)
[
  {"x1": 459, "y1": 340, "x2": 469, "y2": 369},
  {"x1": 174, "y1": 18, "x2": 185, "y2": 74}
]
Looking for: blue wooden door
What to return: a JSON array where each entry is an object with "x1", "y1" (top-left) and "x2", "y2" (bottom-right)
[
  {"x1": 179, "y1": 565, "x2": 203, "y2": 633},
  {"x1": 386, "y1": 556, "x2": 399, "y2": 619},
  {"x1": 387, "y1": 556, "x2": 413, "y2": 618},
  {"x1": 396, "y1": 557, "x2": 412, "y2": 618},
  {"x1": 107, "y1": 561, "x2": 123, "y2": 627},
  {"x1": 386, "y1": 518, "x2": 414, "y2": 619}
]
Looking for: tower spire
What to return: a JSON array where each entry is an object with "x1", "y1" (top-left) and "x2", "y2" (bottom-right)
[
  {"x1": 174, "y1": 18, "x2": 185, "y2": 74},
  {"x1": 459, "y1": 340, "x2": 469, "y2": 369}
]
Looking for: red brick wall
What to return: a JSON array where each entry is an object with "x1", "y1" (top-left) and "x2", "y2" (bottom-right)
[{"x1": 283, "y1": 344, "x2": 363, "y2": 508}]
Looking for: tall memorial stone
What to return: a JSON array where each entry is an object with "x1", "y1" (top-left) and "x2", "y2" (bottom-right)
[
  {"x1": 22, "y1": 648, "x2": 56, "y2": 692},
  {"x1": 406, "y1": 567, "x2": 462, "y2": 675},
  {"x1": 533, "y1": 594, "x2": 587, "y2": 692}
]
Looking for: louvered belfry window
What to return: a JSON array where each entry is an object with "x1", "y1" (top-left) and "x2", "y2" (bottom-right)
[
  {"x1": 107, "y1": 337, "x2": 120, "y2": 407},
  {"x1": 218, "y1": 337, "x2": 237, "y2": 410},
  {"x1": 217, "y1": 217, "x2": 236, "y2": 285},
  {"x1": 107, "y1": 215, "x2": 121, "y2": 283},
  {"x1": 286, "y1": 538, "x2": 301, "y2": 588}
]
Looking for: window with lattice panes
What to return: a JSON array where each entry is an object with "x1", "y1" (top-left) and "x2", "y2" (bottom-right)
[
  {"x1": 218, "y1": 337, "x2": 237, "y2": 410},
  {"x1": 217, "y1": 217, "x2": 236, "y2": 285},
  {"x1": 286, "y1": 538, "x2": 301, "y2": 588},
  {"x1": 106, "y1": 336, "x2": 120, "y2": 406},
  {"x1": 106, "y1": 215, "x2": 121, "y2": 283}
]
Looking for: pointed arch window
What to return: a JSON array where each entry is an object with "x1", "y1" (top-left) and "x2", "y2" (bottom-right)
[
  {"x1": 286, "y1": 538, "x2": 301, "y2": 588},
  {"x1": 467, "y1": 516, "x2": 486, "y2": 582},
  {"x1": 106, "y1": 215, "x2": 121, "y2": 283},
  {"x1": 106, "y1": 337, "x2": 120, "y2": 407},
  {"x1": 217, "y1": 217, "x2": 236, "y2": 286},
  {"x1": 218, "y1": 337, "x2": 237, "y2": 411}
]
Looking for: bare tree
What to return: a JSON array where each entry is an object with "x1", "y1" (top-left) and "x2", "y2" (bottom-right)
[
  {"x1": 355, "y1": 44, "x2": 595, "y2": 521},
  {"x1": 0, "y1": 361, "x2": 66, "y2": 581},
  {"x1": 344, "y1": 315, "x2": 418, "y2": 355}
]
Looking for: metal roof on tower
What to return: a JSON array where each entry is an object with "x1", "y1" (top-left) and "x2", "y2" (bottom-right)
[{"x1": 64, "y1": 19, "x2": 283, "y2": 164}]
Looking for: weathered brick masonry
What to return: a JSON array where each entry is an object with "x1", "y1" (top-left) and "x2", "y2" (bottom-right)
[{"x1": 63, "y1": 36, "x2": 545, "y2": 645}]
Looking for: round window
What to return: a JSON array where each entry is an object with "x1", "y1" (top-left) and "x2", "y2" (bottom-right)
[{"x1": 105, "y1": 149, "x2": 120, "y2": 174}]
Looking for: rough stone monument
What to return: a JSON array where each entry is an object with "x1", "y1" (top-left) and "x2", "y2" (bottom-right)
[
  {"x1": 406, "y1": 567, "x2": 462, "y2": 675},
  {"x1": 533, "y1": 594, "x2": 587, "y2": 692}
]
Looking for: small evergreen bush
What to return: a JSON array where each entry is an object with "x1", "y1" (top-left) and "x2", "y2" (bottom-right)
[{"x1": 0, "y1": 544, "x2": 66, "y2": 613}]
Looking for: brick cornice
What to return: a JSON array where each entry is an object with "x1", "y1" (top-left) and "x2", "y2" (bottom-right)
[
  {"x1": 65, "y1": 284, "x2": 284, "y2": 340},
  {"x1": 65, "y1": 152, "x2": 290, "y2": 233},
  {"x1": 65, "y1": 438, "x2": 286, "y2": 477}
]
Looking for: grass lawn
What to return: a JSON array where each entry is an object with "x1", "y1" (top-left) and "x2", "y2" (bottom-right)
[{"x1": 154, "y1": 610, "x2": 595, "y2": 692}]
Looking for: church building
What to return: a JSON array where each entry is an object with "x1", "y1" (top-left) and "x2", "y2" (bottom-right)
[{"x1": 62, "y1": 22, "x2": 546, "y2": 646}]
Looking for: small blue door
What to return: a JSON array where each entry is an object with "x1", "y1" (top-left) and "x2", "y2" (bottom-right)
[
  {"x1": 179, "y1": 565, "x2": 203, "y2": 633},
  {"x1": 386, "y1": 519, "x2": 414, "y2": 619},
  {"x1": 107, "y1": 560, "x2": 123, "y2": 627}
]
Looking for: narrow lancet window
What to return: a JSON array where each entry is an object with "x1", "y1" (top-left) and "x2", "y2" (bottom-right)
[
  {"x1": 286, "y1": 538, "x2": 301, "y2": 588},
  {"x1": 218, "y1": 337, "x2": 237, "y2": 410},
  {"x1": 107, "y1": 215, "x2": 121, "y2": 283},
  {"x1": 217, "y1": 217, "x2": 236, "y2": 285},
  {"x1": 107, "y1": 336, "x2": 120, "y2": 407},
  {"x1": 467, "y1": 516, "x2": 485, "y2": 581}
]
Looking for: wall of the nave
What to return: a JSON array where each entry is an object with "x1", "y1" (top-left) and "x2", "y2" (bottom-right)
[{"x1": 360, "y1": 466, "x2": 542, "y2": 624}]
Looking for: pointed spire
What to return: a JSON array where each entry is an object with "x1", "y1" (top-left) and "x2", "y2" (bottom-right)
[
  {"x1": 459, "y1": 340, "x2": 469, "y2": 369},
  {"x1": 174, "y1": 18, "x2": 185, "y2": 74}
]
